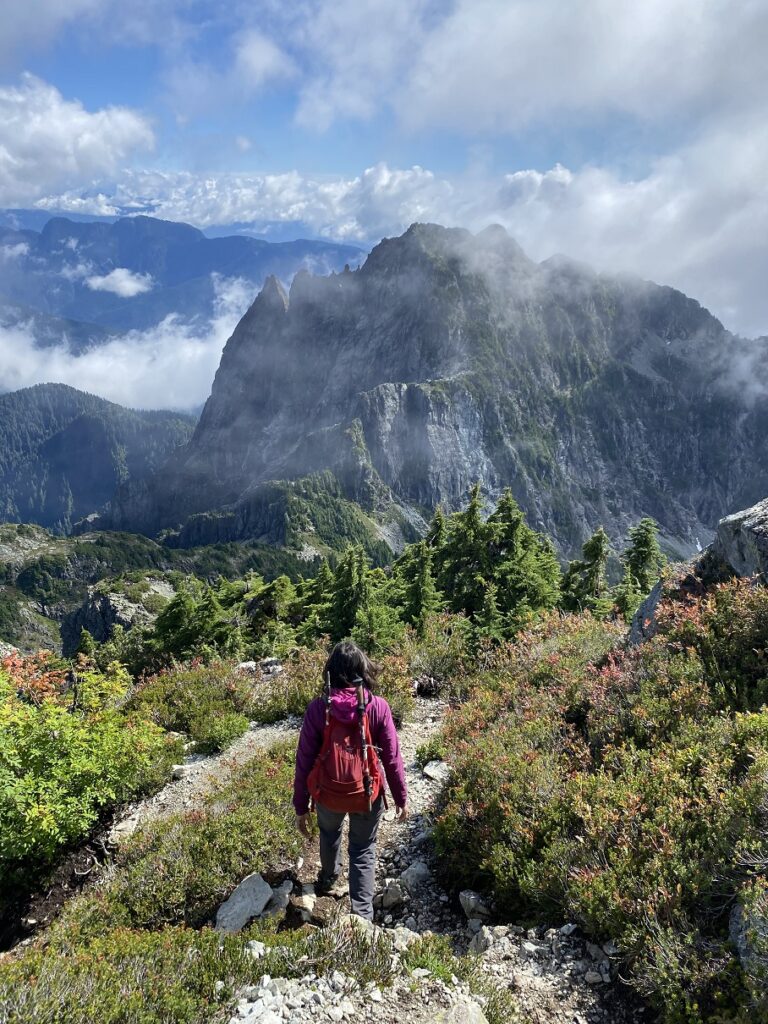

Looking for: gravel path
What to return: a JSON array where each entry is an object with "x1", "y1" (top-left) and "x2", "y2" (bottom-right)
[{"x1": 109, "y1": 716, "x2": 301, "y2": 843}]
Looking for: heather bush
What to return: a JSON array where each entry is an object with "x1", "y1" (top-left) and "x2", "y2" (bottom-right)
[
  {"x1": 433, "y1": 587, "x2": 768, "y2": 1023},
  {"x1": 128, "y1": 660, "x2": 254, "y2": 750}
]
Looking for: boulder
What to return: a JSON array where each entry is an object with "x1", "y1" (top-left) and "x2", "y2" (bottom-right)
[
  {"x1": 0, "y1": 640, "x2": 18, "y2": 659},
  {"x1": 432, "y1": 997, "x2": 489, "y2": 1024},
  {"x1": 628, "y1": 578, "x2": 664, "y2": 645},
  {"x1": 400, "y1": 860, "x2": 432, "y2": 890},
  {"x1": 713, "y1": 497, "x2": 768, "y2": 580},
  {"x1": 215, "y1": 873, "x2": 273, "y2": 932},
  {"x1": 422, "y1": 760, "x2": 451, "y2": 783},
  {"x1": 459, "y1": 890, "x2": 492, "y2": 919},
  {"x1": 381, "y1": 880, "x2": 405, "y2": 909}
]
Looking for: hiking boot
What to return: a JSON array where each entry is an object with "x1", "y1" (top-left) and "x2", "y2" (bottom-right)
[{"x1": 315, "y1": 872, "x2": 347, "y2": 899}]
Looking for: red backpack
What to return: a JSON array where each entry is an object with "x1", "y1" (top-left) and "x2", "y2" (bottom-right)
[{"x1": 307, "y1": 679, "x2": 384, "y2": 813}]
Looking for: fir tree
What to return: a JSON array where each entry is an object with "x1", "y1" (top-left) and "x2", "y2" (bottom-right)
[
  {"x1": 328, "y1": 545, "x2": 370, "y2": 640},
  {"x1": 562, "y1": 526, "x2": 612, "y2": 615},
  {"x1": 613, "y1": 562, "x2": 643, "y2": 620},
  {"x1": 476, "y1": 580, "x2": 504, "y2": 644},
  {"x1": 401, "y1": 541, "x2": 443, "y2": 635},
  {"x1": 439, "y1": 483, "x2": 492, "y2": 618},
  {"x1": 624, "y1": 517, "x2": 665, "y2": 594},
  {"x1": 488, "y1": 489, "x2": 562, "y2": 624}
]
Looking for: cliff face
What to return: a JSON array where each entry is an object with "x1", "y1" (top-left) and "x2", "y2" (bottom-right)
[{"x1": 107, "y1": 223, "x2": 768, "y2": 556}]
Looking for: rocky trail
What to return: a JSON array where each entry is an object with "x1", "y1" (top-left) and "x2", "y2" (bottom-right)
[{"x1": 219, "y1": 697, "x2": 651, "y2": 1024}]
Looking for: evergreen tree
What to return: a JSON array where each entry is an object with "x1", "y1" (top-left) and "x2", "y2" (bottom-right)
[
  {"x1": 562, "y1": 526, "x2": 612, "y2": 615},
  {"x1": 613, "y1": 562, "x2": 643, "y2": 620},
  {"x1": 426, "y1": 505, "x2": 447, "y2": 549},
  {"x1": 401, "y1": 541, "x2": 443, "y2": 635},
  {"x1": 439, "y1": 483, "x2": 492, "y2": 618},
  {"x1": 476, "y1": 580, "x2": 504, "y2": 644},
  {"x1": 488, "y1": 489, "x2": 562, "y2": 625},
  {"x1": 76, "y1": 627, "x2": 96, "y2": 658},
  {"x1": 624, "y1": 517, "x2": 665, "y2": 593},
  {"x1": 328, "y1": 545, "x2": 370, "y2": 640}
]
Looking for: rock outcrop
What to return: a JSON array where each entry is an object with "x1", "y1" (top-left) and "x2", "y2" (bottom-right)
[
  {"x1": 105, "y1": 223, "x2": 768, "y2": 556},
  {"x1": 60, "y1": 577, "x2": 175, "y2": 656},
  {"x1": 712, "y1": 497, "x2": 768, "y2": 579}
]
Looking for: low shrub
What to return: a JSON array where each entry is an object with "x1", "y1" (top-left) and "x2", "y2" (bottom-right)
[
  {"x1": 87, "y1": 740, "x2": 301, "y2": 930},
  {"x1": 0, "y1": 654, "x2": 180, "y2": 914},
  {"x1": 129, "y1": 660, "x2": 254, "y2": 751},
  {"x1": 433, "y1": 592, "x2": 768, "y2": 1023}
]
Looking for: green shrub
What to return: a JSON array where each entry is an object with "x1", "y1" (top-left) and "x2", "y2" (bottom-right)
[
  {"x1": 0, "y1": 659, "x2": 179, "y2": 914},
  {"x1": 401, "y1": 612, "x2": 474, "y2": 697},
  {"x1": 433, "y1": 593, "x2": 768, "y2": 1023},
  {"x1": 129, "y1": 661, "x2": 254, "y2": 751},
  {"x1": 415, "y1": 734, "x2": 448, "y2": 768},
  {"x1": 0, "y1": 924, "x2": 266, "y2": 1024},
  {"x1": 95, "y1": 740, "x2": 300, "y2": 929}
]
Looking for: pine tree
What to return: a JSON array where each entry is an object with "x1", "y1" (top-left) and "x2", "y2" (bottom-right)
[
  {"x1": 401, "y1": 541, "x2": 442, "y2": 635},
  {"x1": 562, "y1": 526, "x2": 611, "y2": 615},
  {"x1": 624, "y1": 517, "x2": 665, "y2": 594},
  {"x1": 440, "y1": 483, "x2": 492, "y2": 618},
  {"x1": 476, "y1": 580, "x2": 504, "y2": 644},
  {"x1": 328, "y1": 545, "x2": 370, "y2": 640}
]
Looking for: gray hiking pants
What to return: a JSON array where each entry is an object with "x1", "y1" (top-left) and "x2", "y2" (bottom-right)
[{"x1": 316, "y1": 796, "x2": 385, "y2": 921}]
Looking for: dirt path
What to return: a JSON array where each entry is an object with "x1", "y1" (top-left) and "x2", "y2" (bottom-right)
[{"x1": 109, "y1": 716, "x2": 302, "y2": 843}]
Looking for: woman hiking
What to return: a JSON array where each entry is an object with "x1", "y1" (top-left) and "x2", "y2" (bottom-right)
[{"x1": 293, "y1": 640, "x2": 408, "y2": 921}]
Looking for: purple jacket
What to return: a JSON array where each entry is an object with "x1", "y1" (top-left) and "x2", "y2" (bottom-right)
[{"x1": 293, "y1": 687, "x2": 407, "y2": 814}]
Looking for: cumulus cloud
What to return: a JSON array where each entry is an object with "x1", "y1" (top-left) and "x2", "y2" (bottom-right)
[
  {"x1": 0, "y1": 275, "x2": 253, "y2": 410},
  {"x1": 0, "y1": 74, "x2": 154, "y2": 204},
  {"x1": 85, "y1": 267, "x2": 154, "y2": 297}
]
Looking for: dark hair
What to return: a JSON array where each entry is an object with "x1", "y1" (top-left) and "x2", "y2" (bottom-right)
[{"x1": 323, "y1": 640, "x2": 379, "y2": 690}]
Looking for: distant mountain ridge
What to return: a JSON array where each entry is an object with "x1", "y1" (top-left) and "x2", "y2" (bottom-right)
[
  {"x1": 0, "y1": 212, "x2": 364, "y2": 344},
  {"x1": 0, "y1": 384, "x2": 194, "y2": 533},
  {"x1": 100, "y1": 223, "x2": 768, "y2": 557}
]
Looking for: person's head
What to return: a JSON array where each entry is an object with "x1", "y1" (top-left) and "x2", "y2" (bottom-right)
[{"x1": 323, "y1": 640, "x2": 379, "y2": 690}]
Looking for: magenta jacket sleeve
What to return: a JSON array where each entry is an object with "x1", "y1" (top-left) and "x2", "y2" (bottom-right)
[
  {"x1": 293, "y1": 698, "x2": 325, "y2": 814},
  {"x1": 372, "y1": 696, "x2": 408, "y2": 808}
]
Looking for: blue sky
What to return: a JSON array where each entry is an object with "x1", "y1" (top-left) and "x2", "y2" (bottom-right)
[{"x1": 0, "y1": 0, "x2": 767, "y2": 336}]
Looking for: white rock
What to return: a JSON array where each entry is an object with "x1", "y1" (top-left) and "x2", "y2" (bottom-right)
[
  {"x1": 459, "y1": 890, "x2": 491, "y2": 919},
  {"x1": 237, "y1": 661, "x2": 258, "y2": 673},
  {"x1": 215, "y1": 873, "x2": 274, "y2": 932},
  {"x1": 400, "y1": 860, "x2": 432, "y2": 890},
  {"x1": 172, "y1": 763, "x2": 194, "y2": 781},
  {"x1": 422, "y1": 760, "x2": 451, "y2": 783},
  {"x1": 469, "y1": 926, "x2": 493, "y2": 954},
  {"x1": 584, "y1": 970, "x2": 603, "y2": 985},
  {"x1": 381, "y1": 881, "x2": 405, "y2": 909},
  {"x1": 246, "y1": 940, "x2": 267, "y2": 959}
]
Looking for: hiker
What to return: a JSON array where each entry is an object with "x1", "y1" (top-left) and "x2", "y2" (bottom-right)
[{"x1": 293, "y1": 640, "x2": 408, "y2": 921}]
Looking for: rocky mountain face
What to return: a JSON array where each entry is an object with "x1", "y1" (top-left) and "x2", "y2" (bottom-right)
[
  {"x1": 0, "y1": 213, "x2": 363, "y2": 341},
  {"x1": 0, "y1": 384, "x2": 194, "y2": 533},
  {"x1": 105, "y1": 223, "x2": 768, "y2": 556}
]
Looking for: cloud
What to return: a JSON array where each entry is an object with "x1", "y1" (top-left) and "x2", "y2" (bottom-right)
[
  {"x1": 0, "y1": 274, "x2": 253, "y2": 410},
  {"x1": 0, "y1": 242, "x2": 30, "y2": 260},
  {"x1": 0, "y1": 74, "x2": 154, "y2": 205},
  {"x1": 85, "y1": 267, "x2": 154, "y2": 297},
  {"x1": 234, "y1": 29, "x2": 296, "y2": 91},
  {"x1": 163, "y1": 26, "x2": 295, "y2": 121}
]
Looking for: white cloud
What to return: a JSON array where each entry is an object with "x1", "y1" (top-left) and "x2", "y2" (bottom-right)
[
  {"x1": 0, "y1": 74, "x2": 154, "y2": 205},
  {"x1": 85, "y1": 267, "x2": 154, "y2": 297},
  {"x1": 0, "y1": 274, "x2": 252, "y2": 409},
  {"x1": 234, "y1": 29, "x2": 295, "y2": 91},
  {"x1": 0, "y1": 242, "x2": 30, "y2": 260},
  {"x1": 285, "y1": 0, "x2": 767, "y2": 134}
]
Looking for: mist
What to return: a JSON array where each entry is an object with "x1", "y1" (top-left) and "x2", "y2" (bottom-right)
[{"x1": 0, "y1": 274, "x2": 253, "y2": 411}]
